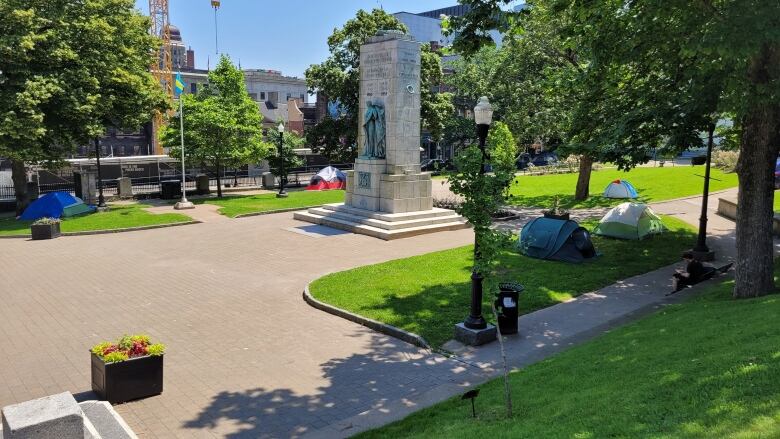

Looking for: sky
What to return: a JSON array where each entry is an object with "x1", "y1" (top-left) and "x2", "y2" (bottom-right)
[{"x1": 134, "y1": 0, "x2": 460, "y2": 78}]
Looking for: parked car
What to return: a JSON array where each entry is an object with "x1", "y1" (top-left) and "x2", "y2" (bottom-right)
[
  {"x1": 421, "y1": 158, "x2": 454, "y2": 174},
  {"x1": 516, "y1": 153, "x2": 531, "y2": 170},
  {"x1": 531, "y1": 152, "x2": 559, "y2": 166}
]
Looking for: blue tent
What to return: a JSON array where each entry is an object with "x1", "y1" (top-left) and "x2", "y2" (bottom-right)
[
  {"x1": 518, "y1": 217, "x2": 597, "y2": 263},
  {"x1": 20, "y1": 191, "x2": 94, "y2": 221}
]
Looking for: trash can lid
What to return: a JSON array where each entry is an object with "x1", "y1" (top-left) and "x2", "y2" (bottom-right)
[{"x1": 499, "y1": 282, "x2": 524, "y2": 293}]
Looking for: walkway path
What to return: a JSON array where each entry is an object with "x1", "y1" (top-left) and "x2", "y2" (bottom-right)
[{"x1": 0, "y1": 187, "x2": 760, "y2": 438}]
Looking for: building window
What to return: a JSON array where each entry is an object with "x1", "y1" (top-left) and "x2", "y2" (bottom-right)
[
  {"x1": 260, "y1": 92, "x2": 266, "y2": 100},
  {"x1": 249, "y1": 93, "x2": 258, "y2": 100},
  {"x1": 300, "y1": 94, "x2": 305, "y2": 101},
  {"x1": 190, "y1": 83, "x2": 197, "y2": 94},
  {"x1": 286, "y1": 93, "x2": 291, "y2": 100}
]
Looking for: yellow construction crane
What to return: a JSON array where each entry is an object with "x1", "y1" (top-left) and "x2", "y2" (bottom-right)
[{"x1": 149, "y1": 0, "x2": 173, "y2": 155}]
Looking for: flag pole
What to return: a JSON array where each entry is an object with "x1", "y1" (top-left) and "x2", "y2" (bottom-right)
[{"x1": 174, "y1": 80, "x2": 194, "y2": 210}]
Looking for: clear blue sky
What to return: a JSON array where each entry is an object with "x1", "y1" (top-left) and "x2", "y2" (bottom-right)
[{"x1": 134, "y1": 1, "x2": 460, "y2": 78}]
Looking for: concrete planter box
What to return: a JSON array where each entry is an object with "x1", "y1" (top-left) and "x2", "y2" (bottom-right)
[
  {"x1": 31, "y1": 222, "x2": 61, "y2": 240},
  {"x1": 91, "y1": 352, "x2": 163, "y2": 404}
]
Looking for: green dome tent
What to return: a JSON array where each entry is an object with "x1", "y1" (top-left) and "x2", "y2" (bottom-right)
[{"x1": 593, "y1": 202, "x2": 665, "y2": 240}]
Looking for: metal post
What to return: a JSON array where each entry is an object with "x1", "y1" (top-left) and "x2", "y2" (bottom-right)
[
  {"x1": 276, "y1": 130, "x2": 287, "y2": 198},
  {"x1": 464, "y1": 123, "x2": 490, "y2": 330},
  {"x1": 94, "y1": 137, "x2": 107, "y2": 209},
  {"x1": 174, "y1": 97, "x2": 194, "y2": 209},
  {"x1": 693, "y1": 123, "x2": 716, "y2": 261}
]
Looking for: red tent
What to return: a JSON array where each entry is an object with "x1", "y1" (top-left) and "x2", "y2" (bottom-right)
[{"x1": 306, "y1": 166, "x2": 346, "y2": 190}]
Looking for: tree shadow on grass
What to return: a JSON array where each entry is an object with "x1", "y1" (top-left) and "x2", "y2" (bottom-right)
[
  {"x1": 507, "y1": 193, "x2": 654, "y2": 210},
  {"x1": 182, "y1": 332, "x2": 480, "y2": 438}
]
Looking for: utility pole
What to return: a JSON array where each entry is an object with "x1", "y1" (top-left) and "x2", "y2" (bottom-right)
[{"x1": 211, "y1": 1, "x2": 221, "y2": 55}]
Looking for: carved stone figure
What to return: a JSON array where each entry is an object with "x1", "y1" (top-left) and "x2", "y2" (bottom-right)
[{"x1": 362, "y1": 99, "x2": 386, "y2": 159}]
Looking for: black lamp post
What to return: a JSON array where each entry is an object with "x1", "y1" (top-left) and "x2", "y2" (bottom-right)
[
  {"x1": 464, "y1": 96, "x2": 494, "y2": 330},
  {"x1": 692, "y1": 122, "x2": 716, "y2": 261},
  {"x1": 276, "y1": 122, "x2": 288, "y2": 198},
  {"x1": 93, "y1": 137, "x2": 107, "y2": 209}
]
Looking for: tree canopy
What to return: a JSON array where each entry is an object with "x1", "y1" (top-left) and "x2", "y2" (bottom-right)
[
  {"x1": 0, "y1": 0, "x2": 167, "y2": 213},
  {"x1": 162, "y1": 55, "x2": 270, "y2": 197},
  {"x1": 305, "y1": 8, "x2": 453, "y2": 160}
]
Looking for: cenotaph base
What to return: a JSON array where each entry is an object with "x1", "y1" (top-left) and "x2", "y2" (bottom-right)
[{"x1": 295, "y1": 31, "x2": 466, "y2": 240}]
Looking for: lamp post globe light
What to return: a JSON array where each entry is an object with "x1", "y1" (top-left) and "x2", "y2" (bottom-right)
[
  {"x1": 276, "y1": 122, "x2": 288, "y2": 198},
  {"x1": 463, "y1": 96, "x2": 493, "y2": 331}
]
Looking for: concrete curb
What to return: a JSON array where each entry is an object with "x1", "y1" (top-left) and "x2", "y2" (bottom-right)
[
  {"x1": 303, "y1": 285, "x2": 431, "y2": 350},
  {"x1": 0, "y1": 220, "x2": 201, "y2": 239},
  {"x1": 233, "y1": 205, "x2": 323, "y2": 218}
]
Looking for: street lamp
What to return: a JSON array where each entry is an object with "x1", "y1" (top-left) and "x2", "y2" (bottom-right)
[
  {"x1": 464, "y1": 96, "x2": 493, "y2": 331},
  {"x1": 692, "y1": 122, "x2": 716, "y2": 261},
  {"x1": 276, "y1": 122, "x2": 288, "y2": 198},
  {"x1": 94, "y1": 137, "x2": 107, "y2": 210}
]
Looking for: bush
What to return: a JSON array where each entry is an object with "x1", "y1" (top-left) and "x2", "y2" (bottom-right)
[
  {"x1": 32, "y1": 217, "x2": 60, "y2": 225},
  {"x1": 91, "y1": 334, "x2": 165, "y2": 363},
  {"x1": 712, "y1": 150, "x2": 739, "y2": 173}
]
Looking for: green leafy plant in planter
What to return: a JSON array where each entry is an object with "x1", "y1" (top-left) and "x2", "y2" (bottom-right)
[
  {"x1": 90, "y1": 334, "x2": 165, "y2": 403},
  {"x1": 30, "y1": 217, "x2": 61, "y2": 240}
]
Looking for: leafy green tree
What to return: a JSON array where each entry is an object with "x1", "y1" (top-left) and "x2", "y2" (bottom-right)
[
  {"x1": 304, "y1": 115, "x2": 356, "y2": 163},
  {"x1": 0, "y1": 0, "x2": 166, "y2": 214},
  {"x1": 552, "y1": 0, "x2": 780, "y2": 298},
  {"x1": 268, "y1": 130, "x2": 305, "y2": 189},
  {"x1": 488, "y1": 121, "x2": 517, "y2": 177},
  {"x1": 448, "y1": 117, "x2": 516, "y2": 418},
  {"x1": 162, "y1": 55, "x2": 270, "y2": 198},
  {"x1": 305, "y1": 9, "x2": 453, "y2": 161},
  {"x1": 451, "y1": 0, "x2": 780, "y2": 297}
]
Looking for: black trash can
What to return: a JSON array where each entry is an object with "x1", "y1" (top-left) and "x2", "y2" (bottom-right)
[
  {"x1": 495, "y1": 282, "x2": 523, "y2": 335},
  {"x1": 160, "y1": 180, "x2": 182, "y2": 200}
]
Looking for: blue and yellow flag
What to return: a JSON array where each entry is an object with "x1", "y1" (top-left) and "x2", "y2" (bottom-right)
[{"x1": 174, "y1": 72, "x2": 185, "y2": 96}]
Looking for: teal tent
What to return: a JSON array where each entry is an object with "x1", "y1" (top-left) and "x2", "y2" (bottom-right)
[{"x1": 518, "y1": 217, "x2": 597, "y2": 263}]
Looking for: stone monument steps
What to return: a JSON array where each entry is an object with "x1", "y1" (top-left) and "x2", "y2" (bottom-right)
[
  {"x1": 1, "y1": 392, "x2": 137, "y2": 439},
  {"x1": 293, "y1": 209, "x2": 468, "y2": 240},
  {"x1": 79, "y1": 401, "x2": 137, "y2": 439},
  {"x1": 301, "y1": 207, "x2": 465, "y2": 231},
  {"x1": 319, "y1": 203, "x2": 455, "y2": 222}
]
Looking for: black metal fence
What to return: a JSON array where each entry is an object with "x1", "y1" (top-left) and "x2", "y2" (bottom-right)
[{"x1": 0, "y1": 163, "x2": 355, "y2": 201}]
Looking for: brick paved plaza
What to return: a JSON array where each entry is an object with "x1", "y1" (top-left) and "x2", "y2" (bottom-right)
[{"x1": 0, "y1": 212, "x2": 479, "y2": 438}]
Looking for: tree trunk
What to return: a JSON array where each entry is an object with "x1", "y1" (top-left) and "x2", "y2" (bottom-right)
[
  {"x1": 734, "y1": 43, "x2": 780, "y2": 298},
  {"x1": 215, "y1": 160, "x2": 223, "y2": 198},
  {"x1": 11, "y1": 159, "x2": 29, "y2": 217},
  {"x1": 574, "y1": 155, "x2": 593, "y2": 201}
]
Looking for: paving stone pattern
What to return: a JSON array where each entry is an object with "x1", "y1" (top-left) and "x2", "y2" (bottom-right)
[{"x1": 0, "y1": 213, "x2": 477, "y2": 438}]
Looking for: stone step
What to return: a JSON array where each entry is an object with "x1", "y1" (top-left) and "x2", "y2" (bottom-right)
[
  {"x1": 79, "y1": 401, "x2": 137, "y2": 439},
  {"x1": 293, "y1": 211, "x2": 468, "y2": 240},
  {"x1": 304, "y1": 207, "x2": 465, "y2": 231},
  {"x1": 319, "y1": 203, "x2": 455, "y2": 222}
]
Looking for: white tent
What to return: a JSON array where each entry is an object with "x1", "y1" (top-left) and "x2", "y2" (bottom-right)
[{"x1": 593, "y1": 202, "x2": 665, "y2": 240}]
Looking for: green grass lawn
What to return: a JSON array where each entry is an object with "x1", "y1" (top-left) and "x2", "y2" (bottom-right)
[
  {"x1": 359, "y1": 268, "x2": 780, "y2": 439},
  {"x1": 309, "y1": 216, "x2": 696, "y2": 348},
  {"x1": 509, "y1": 166, "x2": 739, "y2": 209},
  {"x1": 0, "y1": 203, "x2": 192, "y2": 236},
  {"x1": 198, "y1": 190, "x2": 345, "y2": 217}
]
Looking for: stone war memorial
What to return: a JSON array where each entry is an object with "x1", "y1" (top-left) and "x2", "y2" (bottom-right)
[{"x1": 295, "y1": 30, "x2": 466, "y2": 239}]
